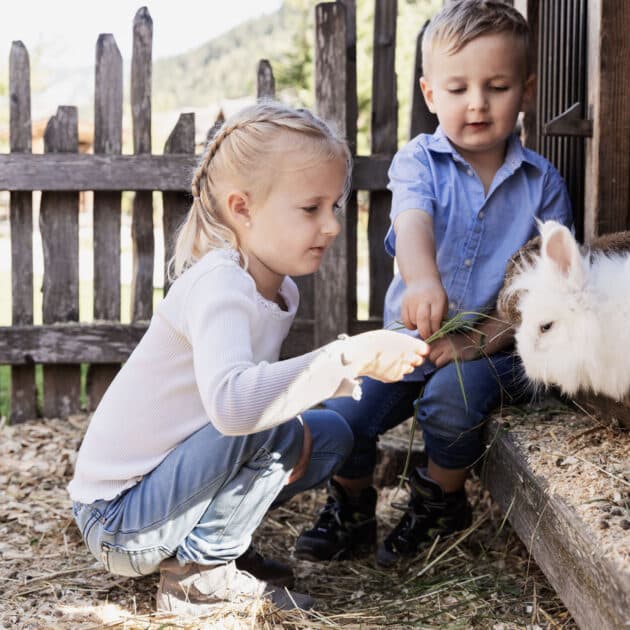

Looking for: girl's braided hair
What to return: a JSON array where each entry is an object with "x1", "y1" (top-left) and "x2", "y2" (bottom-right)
[{"x1": 170, "y1": 100, "x2": 352, "y2": 279}]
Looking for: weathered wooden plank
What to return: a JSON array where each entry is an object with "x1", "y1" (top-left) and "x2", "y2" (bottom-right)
[
  {"x1": 256, "y1": 59, "x2": 275, "y2": 99},
  {"x1": 130, "y1": 7, "x2": 154, "y2": 322},
  {"x1": 409, "y1": 21, "x2": 438, "y2": 139},
  {"x1": 87, "y1": 33, "x2": 123, "y2": 410},
  {"x1": 584, "y1": 0, "x2": 630, "y2": 239},
  {"x1": 162, "y1": 113, "x2": 195, "y2": 295},
  {"x1": 314, "y1": 2, "x2": 348, "y2": 345},
  {"x1": 513, "y1": 0, "x2": 539, "y2": 149},
  {"x1": 40, "y1": 107, "x2": 81, "y2": 418},
  {"x1": 0, "y1": 153, "x2": 390, "y2": 192},
  {"x1": 131, "y1": 7, "x2": 152, "y2": 155},
  {"x1": 0, "y1": 317, "x2": 378, "y2": 366},
  {"x1": 9, "y1": 41, "x2": 37, "y2": 423},
  {"x1": 279, "y1": 319, "x2": 316, "y2": 360},
  {"x1": 337, "y1": 0, "x2": 359, "y2": 329},
  {"x1": 0, "y1": 323, "x2": 148, "y2": 364},
  {"x1": 369, "y1": 0, "x2": 397, "y2": 318},
  {"x1": 572, "y1": 392, "x2": 630, "y2": 431},
  {"x1": 482, "y1": 417, "x2": 630, "y2": 630}
]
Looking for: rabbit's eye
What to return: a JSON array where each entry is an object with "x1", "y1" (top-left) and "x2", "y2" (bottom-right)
[{"x1": 539, "y1": 322, "x2": 553, "y2": 333}]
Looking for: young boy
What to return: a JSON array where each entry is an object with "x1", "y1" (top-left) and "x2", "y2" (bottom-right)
[{"x1": 296, "y1": 0, "x2": 573, "y2": 566}]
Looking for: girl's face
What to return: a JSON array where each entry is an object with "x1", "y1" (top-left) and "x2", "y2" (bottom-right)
[{"x1": 234, "y1": 147, "x2": 347, "y2": 301}]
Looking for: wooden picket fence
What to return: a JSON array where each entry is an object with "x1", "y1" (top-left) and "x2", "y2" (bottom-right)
[{"x1": 0, "y1": 2, "x2": 436, "y2": 422}]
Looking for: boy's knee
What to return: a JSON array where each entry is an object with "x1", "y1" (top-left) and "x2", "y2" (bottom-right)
[
  {"x1": 422, "y1": 422, "x2": 483, "y2": 469},
  {"x1": 264, "y1": 418, "x2": 304, "y2": 469},
  {"x1": 303, "y1": 408, "x2": 354, "y2": 462},
  {"x1": 329, "y1": 415, "x2": 354, "y2": 466}
]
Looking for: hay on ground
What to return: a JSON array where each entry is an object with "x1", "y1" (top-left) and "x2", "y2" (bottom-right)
[{"x1": 0, "y1": 413, "x2": 581, "y2": 629}]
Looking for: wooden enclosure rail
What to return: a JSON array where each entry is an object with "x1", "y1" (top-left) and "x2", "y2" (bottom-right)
[{"x1": 0, "y1": 154, "x2": 390, "y2": 192}]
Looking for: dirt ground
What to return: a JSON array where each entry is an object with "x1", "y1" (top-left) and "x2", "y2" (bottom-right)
[{"x1": 1, "y1": 410, "x2": 605, "y2": 629}]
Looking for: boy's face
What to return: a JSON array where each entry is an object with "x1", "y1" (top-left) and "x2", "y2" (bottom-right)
[{"x1": 420, "y1": 33, "x2": 534, "y2": 164}]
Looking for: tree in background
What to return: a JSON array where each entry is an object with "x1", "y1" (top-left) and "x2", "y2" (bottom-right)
[{"x1": 274, "y1": 0, "x2": 441, "y2": 153}]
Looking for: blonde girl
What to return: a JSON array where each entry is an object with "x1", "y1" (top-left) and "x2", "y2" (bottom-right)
[{"x1": 68, "y1": 101, "x2": 428, "y2": 614}]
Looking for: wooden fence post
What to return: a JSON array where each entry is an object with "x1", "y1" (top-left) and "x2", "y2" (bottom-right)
[
  {"x1": 337, "y1": 0, "x2": 359, "y2": 327},
  {"x1": 584, "y1": 0, "x2": 630, "y2": 239},
  {"x1": 130, "y1": 7, "x2": 154, "y2": 322},
  {"x1": 409, "y1": 21, "x2": 438, "y2": 139},
  {"x1": 256, "y1": 60, "x2": 275, "y2": 99},
  {"x1": 162, "y1": 113, "x2": 195, "y2": 294},
  {"x1": 368, "y1": 0, "x2": 397, "y2": 318},
  {"x1": 40, "y1": 107, "x2": 81, "y2": 417},
  {"x1": 314, "y1": 2, "x2": 349, "y2": 345},
  {"x1": 87, "y1": 34, "x2": 123, "y2": 410},
  {"x1": 9, "y1": 41, "x2": 37, "y2": 422}
]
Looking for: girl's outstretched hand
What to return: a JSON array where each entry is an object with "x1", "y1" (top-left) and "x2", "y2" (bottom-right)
[{"x1": 347, "y1": 329, "x2": 429, "y2": 382}]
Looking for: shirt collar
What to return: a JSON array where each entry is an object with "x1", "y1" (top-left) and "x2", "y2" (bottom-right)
[{"x1": 426, "y1": 126, "x2": 540, "y2": 174}]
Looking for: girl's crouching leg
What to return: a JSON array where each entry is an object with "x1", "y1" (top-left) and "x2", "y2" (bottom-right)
[
  {"x1": 72, "y1": 420, "x2": 307, "y2": 574},
  {"x1": 174, "y1": 419, "x2": 306, "y2": 565}
]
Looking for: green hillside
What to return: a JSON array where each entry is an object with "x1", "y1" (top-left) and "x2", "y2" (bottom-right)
[
  {"x1": 153, "y1": 0, "x2": 441, "y2": 150},
  {"x1": 153, "y1": 2, "x2": 307, "y2": 111}
]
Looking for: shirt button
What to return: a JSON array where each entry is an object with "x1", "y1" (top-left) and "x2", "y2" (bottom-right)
[
  {"x1": 449, "y1": 302, "x2": 456, "y2": 310},
  {"x1": 464, "y1": 258, "x2": 472, "y2": 267},
  {"x1": 478, "y1": 211, "x2": 485, "y2": 219},
  {"x1": 466, "y1": 168, "x2": 474, "y2": 176}
]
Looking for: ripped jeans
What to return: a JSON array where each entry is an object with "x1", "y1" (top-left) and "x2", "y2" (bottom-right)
[{"x1": 72, "y1": 409, "x2": 353, "y2": 576}]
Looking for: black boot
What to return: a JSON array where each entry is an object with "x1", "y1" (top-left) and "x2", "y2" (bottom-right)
[
  {"x1": 235, "y1": 545, "x2": 295, "y2": 588},
  {"x1": 376, "y1": 467, "x2": 472, "y2": 567},
  {"x1": 295, "y1": 479, "x2": 377, "y2": 561}
]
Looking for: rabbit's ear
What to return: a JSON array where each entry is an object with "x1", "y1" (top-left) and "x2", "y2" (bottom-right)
[{"x1": 541, "y1": 222, "x2": 585, "y2": 286}]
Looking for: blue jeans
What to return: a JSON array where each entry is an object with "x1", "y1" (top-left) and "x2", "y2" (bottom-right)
[
  {"x1": 324, "y1": 352, "x2": 521, "y2": 476},
  {"x1": 72, "y1": 409, "x2": 353, "y2": 577}
]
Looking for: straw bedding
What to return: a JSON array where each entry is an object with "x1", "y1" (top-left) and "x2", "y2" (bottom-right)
[{"x1": 0, "y1": 410, "x2": 592, "y2": 629}]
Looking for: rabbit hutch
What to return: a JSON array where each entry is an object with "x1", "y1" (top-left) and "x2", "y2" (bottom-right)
[{"x1": 0, "y1": 1, "x2": 628, "y2": 628}]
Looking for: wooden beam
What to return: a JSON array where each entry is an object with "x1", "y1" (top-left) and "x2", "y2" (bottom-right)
[
  {"x1": 369, "y1": 0, "x2": 397, "y2": 317},
  {"x1": 314, "y1": 2, "x2": 349, "y2": 344},
  {"x1": 482, "y1": 416, "x2": 630, "y2": 630},
  {"x1": 0, "y1": 323, "x2": 148, "y2": 364},
  {"x1": 584, "y1": 0, "x2": 630, "y2": 239},
  {"x1": 0, "y1": 153, "x2": 390, "y2": 192},
  {"x1": 40, "y1": 107, "x2": 81, "y2": 418},
  {"x1": 9, "y1": 40, "x2": 37, "y2": 422},
  {"x1": 0, "y1": 317, "x2": 381, "y2": 365},
  {"x1": 130, "y1": 7, "x2": 154, "y2": 323},
  {"x1": 87, "y1": 33, "x2": 123, "y2": 411}
]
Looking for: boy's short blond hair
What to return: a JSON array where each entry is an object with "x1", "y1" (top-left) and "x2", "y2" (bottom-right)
[{"x1": 422, "y1": 0, "x2": 532, "y2": 76}]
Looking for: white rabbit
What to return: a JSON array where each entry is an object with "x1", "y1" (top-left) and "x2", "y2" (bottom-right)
[{"x1": 503, "y1": 220, "x2": 630, "y2": 400}]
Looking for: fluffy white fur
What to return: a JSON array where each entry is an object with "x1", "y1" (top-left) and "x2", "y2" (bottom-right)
[{"x1": 509, "y1": 220, "x2": 630, "y2": 400}]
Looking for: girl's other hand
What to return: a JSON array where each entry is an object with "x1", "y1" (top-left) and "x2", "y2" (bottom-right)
[{"x1": 348, "y1": 329, "x2": 429, "y2": 382}]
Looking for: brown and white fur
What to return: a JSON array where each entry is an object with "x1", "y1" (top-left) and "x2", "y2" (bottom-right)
[{"x1": 498, "y1": 221, "x2": 630, "y2": 400}]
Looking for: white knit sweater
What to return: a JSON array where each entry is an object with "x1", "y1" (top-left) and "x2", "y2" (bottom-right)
[{"x1": 68, "y1": 248, "x2": 359, "y2": 504}]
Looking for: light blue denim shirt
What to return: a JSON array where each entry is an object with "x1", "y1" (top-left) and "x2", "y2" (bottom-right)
[{"x1": 383, "y1": 126, "x2": 572, "y2": 375}]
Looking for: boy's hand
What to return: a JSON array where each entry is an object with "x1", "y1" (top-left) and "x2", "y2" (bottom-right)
[
  {"x1": 428, "y1": 332, "x2": 480, "y2": 368},
  {"x1": 401, "y1": 278, "x2": 448, "y2": 340},
  {"x1": 286, "y1": 420, "x2": 312, "y2": 485},
  {"x1": 348, "y1": 329, "x2": 429, "y2": 382}
]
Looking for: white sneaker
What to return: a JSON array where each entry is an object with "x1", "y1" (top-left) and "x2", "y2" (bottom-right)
[{"x1": 156, "y1": 557, "x2": 314, "y2": 614}]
